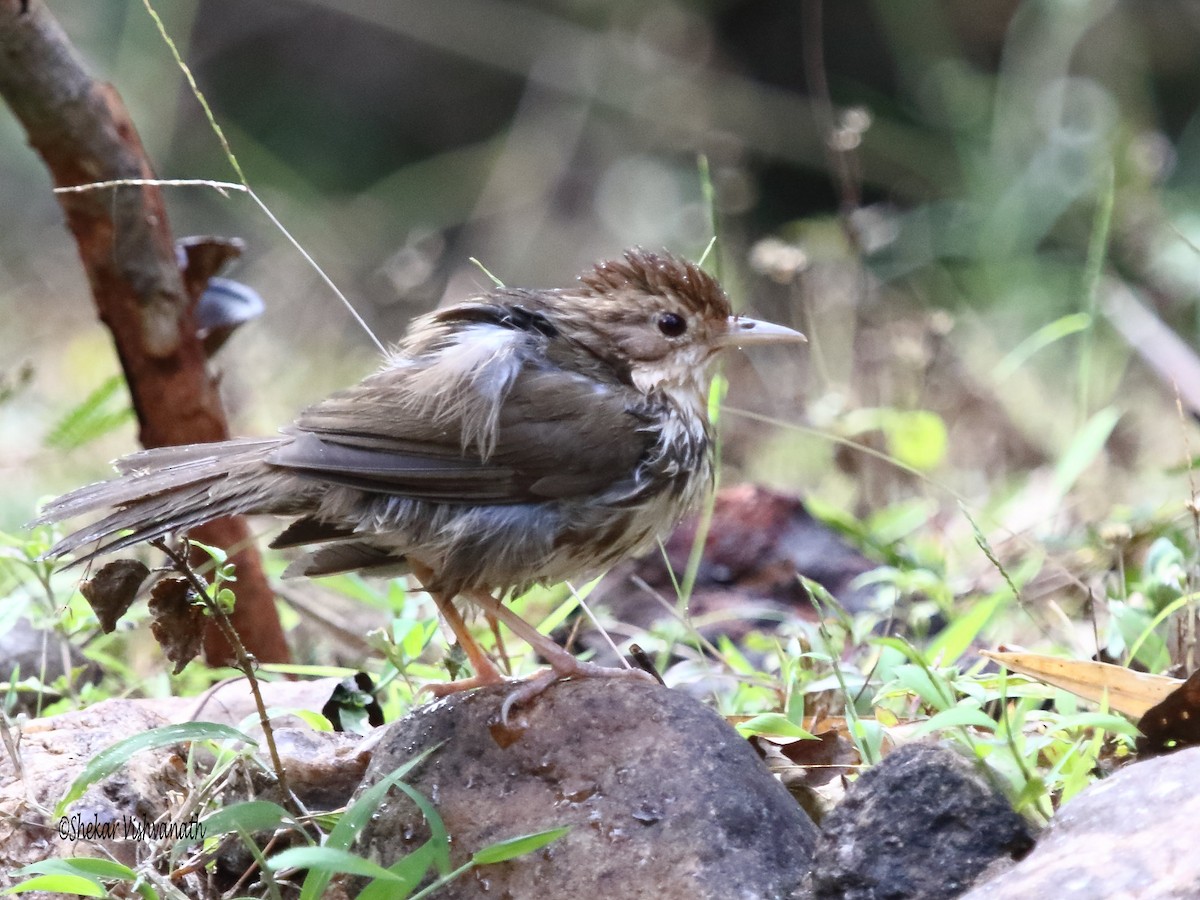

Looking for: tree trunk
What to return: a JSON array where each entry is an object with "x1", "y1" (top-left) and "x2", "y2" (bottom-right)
[{"x1": 0, "y1": 0, "x2": 289, "y2": 665}]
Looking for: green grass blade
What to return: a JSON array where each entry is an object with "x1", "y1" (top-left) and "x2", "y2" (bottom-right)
[
  {"x1": 268, "y1": 846, "x2": 404, "y2": 883},
  {"x1": 54, "y1": 722, "x2": 253, "y2": 817},
  {"x1": 471, "y1": 826, "x2": 571, "y2": 865},
  {"x1": 2, "y1": 874, "x2": 107, "y2": 896},
  {"x1": 993, "y1": 312, "x2": 1091, "y2": 382},
  {"x1": 299, "y1": 745, "x2": 443, "y2": 900},
  {"x1": 1052, "y1": 405, "x2": 1120, "y2": 498}
]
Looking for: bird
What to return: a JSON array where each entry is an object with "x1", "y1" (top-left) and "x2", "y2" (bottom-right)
[{"x1": 37, "y1": 248, "x2": 805, "y2": 707}]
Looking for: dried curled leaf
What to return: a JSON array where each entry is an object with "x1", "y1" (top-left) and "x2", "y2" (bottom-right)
[
  {"x1": 982, "y1": 648, "x2": 1179, "y2": 717},
  {"x1": 148, "y1": 577, "x2": 206, "y2": 674},
  {"x1": 749, "y1": 723, "x2": 859, "y2": 789},
  {"x1": 80, "y1": 559, "x2": 150, "y2": 632}
]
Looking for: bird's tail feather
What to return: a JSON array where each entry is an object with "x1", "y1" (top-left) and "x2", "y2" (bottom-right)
[{"x1": 37, "y1": 437, "x2": 293, "y2": 563}]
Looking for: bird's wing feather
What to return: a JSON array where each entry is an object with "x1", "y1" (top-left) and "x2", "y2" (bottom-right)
[{"x1": 273, "y1": 327, "x2": 650, "y2": 503}]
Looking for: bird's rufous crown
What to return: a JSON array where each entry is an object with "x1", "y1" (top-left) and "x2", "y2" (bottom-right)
[{"x1": 578, "y1": 248, "x2": 732, "y2": 322}]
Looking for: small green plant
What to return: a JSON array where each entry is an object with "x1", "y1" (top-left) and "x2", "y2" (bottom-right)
[{"x1": 42, "y1": 374, "x2": 135, "y2": 452}]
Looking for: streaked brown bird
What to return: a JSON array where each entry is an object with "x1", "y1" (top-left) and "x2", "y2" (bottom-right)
[{"x1": 38, "y1": 249, "x2": 804, "y2": 707}]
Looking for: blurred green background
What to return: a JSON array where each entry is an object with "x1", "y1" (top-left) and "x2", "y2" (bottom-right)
[{"x1": 5, "y1": 0, "x2": 1200, "y2": 550}]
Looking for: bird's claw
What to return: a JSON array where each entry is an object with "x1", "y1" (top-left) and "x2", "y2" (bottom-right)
[{"x1": 498, "y1": 662, "x2": 656, "y2": 725}]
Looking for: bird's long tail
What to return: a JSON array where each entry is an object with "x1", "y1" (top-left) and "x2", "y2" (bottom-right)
[{"x1": 36, "y1": 437, "x2": 296, "y2": 563}]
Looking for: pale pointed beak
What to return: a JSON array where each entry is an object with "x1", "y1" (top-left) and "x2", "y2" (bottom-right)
[{"x1": 720, "y1": 315, "x2": 807, "y2": 348}]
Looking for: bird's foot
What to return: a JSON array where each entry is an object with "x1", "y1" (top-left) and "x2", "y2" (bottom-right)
[{"x1": 499, "y1": 658, "x2": 655, "y2": 724}]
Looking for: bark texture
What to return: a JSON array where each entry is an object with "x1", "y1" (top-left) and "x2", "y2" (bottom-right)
[{"x1": 0, "y1": 0, "x2": 288, "y2": 664}]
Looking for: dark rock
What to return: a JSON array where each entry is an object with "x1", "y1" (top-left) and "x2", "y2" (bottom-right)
[
  {"x1": 0, "y1": 618, "x2": 101, "y2": 714},
  {"x1": 350, "y1": 677, "x2": 817, "y2": 899},
  {"x1": 809, "y1": 743, "x2": 1035, "y2": 899},
  {"x1": 962, "y1": 745, "x2": 1200, "y2": 899}
]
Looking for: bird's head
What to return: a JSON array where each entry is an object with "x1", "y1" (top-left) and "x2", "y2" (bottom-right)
[{"x1": 554, "y1": 248, "x2": 806, "y2": 402}]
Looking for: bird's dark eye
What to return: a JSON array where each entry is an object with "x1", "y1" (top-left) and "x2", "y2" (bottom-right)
[{"x1": 657, "y1": 312, "x2": 687, "y2": 337}]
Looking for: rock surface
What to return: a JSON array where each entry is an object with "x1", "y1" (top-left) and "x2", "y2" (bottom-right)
[
  {"x1": 0, "y1": 693, "x2": 376, "y2": 895},
  {"x1": 0, "y1": 700, "x2": 183, "y2": 889},
  {"x1": 351, "y1": 677, "x2": 818, "y2": 899},
  {"x1": 0, "y1": 618, "x2": 100, "y2": 714},
  {"x1": 808, "y1": 743, "x2": 1035, "y2": 899},
  {"x1": 962, "y1": 745, "x2": 1200, "y2": 899}
]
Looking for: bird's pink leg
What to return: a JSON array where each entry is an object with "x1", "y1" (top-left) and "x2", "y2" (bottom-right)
[
  {"x1": 464, "y1": 588, "x2": 654, "y2": 721},
  {"x1": 410, "y1": 562, "x2": 506, "y2": 696},
  {"x1": 411, "y1": 558, "x2": 652, "y2": 713}
]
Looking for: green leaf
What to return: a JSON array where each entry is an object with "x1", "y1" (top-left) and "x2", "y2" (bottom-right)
[
  {"x1": 16, "y1": 858, "x2": 139, "y2": 880},
  {"x1": 993, "y1": 312, "x2": 1091, "y2": 381},
  {"x1": 44, "y1": 374, "x2": 133, "y2": 451},
  {"x1": 3, "y1": 874, "x2": 108, "y2": 896},
  {"x1": 186, "y1": 539, "x2": 228, "y2": 566},
  {"x1": 869, "y1": 635, "x2": 917, "y2": 659},
  {"x1": 927, "y1": 592, "x2": 1004, "y2": 666},
  {"x1": 55, "y1": 722, "x2": 253, "y2": 817},
  {"x1": 842, "y1": 408, "x2": 947, "y2": 472},
  {"x1": 472, "y1": 827, "x2": 571, "y2": 865},
  {"x1": 5, "y1": 858, "x2": 154, "y2": 899},
  {"x1": 1108, "y1": 600, "x2": 1169, "y2": 671},
  {"x1": 356, "y1": 841, "x2": 439, "y2": 900},
  {"x1": 909, "y1": 704, "x2": 998, "y2": 737},
  {"x1": 215, "y1": 588, "x2": 237, "y2": 612},
  {"x1": 398, "y1": 618, "x2": 437, "y2": 659},
  {"x1": 268, "y1": 846, "x2": 404, "y2": 883},
  {"x1": 1052, "y1": 406, "x2": 1120, "y2": 498},
  {"x1": 1049, "y1": 712, "x2": 1139, "y2": 737},
  {"x1": 197, "y1": 800, "x2": 293, "y2": 841},
  {"x1": 717, "y1": 636, "x2": 756, "y2": 676},
  {"x1": 887, "y1": 663, "x2": 957, "y2": 712},
  {"x1": 258, "y1": 663, "x2": 360, "y2": 678},
  {"x1": 299, "y1": 745, "x2": 443, "y2": 900},
  {"x1": 278, "y1": 707, "x2": 334, "y2": 732},
  {"x1": 1142, "y1": 537, "x2": 1187, "y2": 606},
  {"x1": 864, "y1": 498, "x2": 938, "y2": 546},
  {"x1": 734, "y1": 713, "x2": 816, "y2": 740},
  {"x1": 883, "y1": 409, "x2": 947, "y2": 472},
  {"x1": 706, "y1": 371, "x2": 729, "y2": 424},
  {"x1": 388, "y1": 783, "x2": 451, "y2": 875},
  {"x1": 848, "y1": 717, "x2": 885, "y2": 766},
  {"x1": 1144, "y1": 537, "x2": 1185, "y2": 580}
]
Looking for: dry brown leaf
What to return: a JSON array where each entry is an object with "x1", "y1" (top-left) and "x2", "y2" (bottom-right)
[
  {"x1": 79, "y1": 559, "x2": 149, "y2": 632},
  {"x1": 982, "y1": 648, "x2": 1180, "y2": 717},
  {"x1": 755, "y1": 730, "x2": 858, "y2": 787},
  {"x1": 148, "y1": 577, "x2": 206, "y2": 674}
]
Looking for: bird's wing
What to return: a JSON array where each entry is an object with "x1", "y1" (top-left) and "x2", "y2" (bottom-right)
[{"x1": 271, "y1": 333, "x2": 650, "y2": 504}]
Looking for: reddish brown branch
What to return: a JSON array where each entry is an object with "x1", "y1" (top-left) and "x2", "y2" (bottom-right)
[{"x1": 0, "y1": 0, "x2": 288, "y2": 665}]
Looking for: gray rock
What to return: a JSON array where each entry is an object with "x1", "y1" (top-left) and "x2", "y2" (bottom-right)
[
  {"x1": 0, "y1": 699, "x2": 184, "y2": 891},
  {"x1": 963, "y1": 745, "x2": 1200, "y2": 899},
  {"x1": 350, "y1": 678, "x2": 817, "y2": 899},
  {"x1": 0, "y1": 618, "x2": 100, "y2": 714},
  {"x1": 809, "y1": 743, "x2": 1035, "y2": 899}
]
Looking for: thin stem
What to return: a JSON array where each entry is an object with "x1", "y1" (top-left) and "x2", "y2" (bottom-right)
[
  {"x1": 1077, "y1": 164, "x2": 1115, "y2": 420},
  {"x1": 150, "y1": 538, "x2": 296, "y2": 813},
  {"x1": 140, "y1": 0, "x2": 385, "y2": 354}
]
